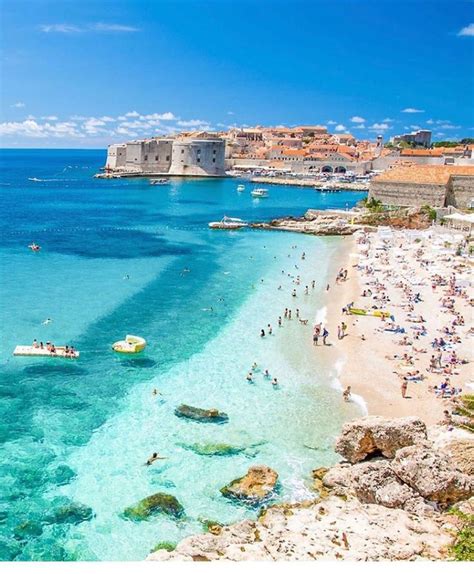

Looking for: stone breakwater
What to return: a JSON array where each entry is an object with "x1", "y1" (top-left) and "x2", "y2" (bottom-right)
[
  {"x1": 148, "y1": 416, "x2": 473, "y2": 561},
  {"x1": 250, "y1": 177, "x2": 369, "y2": 191}
]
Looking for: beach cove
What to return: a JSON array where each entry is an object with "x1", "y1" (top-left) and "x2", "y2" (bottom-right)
[{"x1": 0, "y1": 150, "x2": 366, "y2": 560}]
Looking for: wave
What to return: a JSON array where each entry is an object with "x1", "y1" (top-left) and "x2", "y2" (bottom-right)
[{"x1": 314, "y1": 305, "x2": 327, "y2": 325}]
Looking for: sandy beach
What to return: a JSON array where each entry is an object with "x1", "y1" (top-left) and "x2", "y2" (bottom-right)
[{"x1": 324, "y1": 228, "x2": 474, "y2": 425}]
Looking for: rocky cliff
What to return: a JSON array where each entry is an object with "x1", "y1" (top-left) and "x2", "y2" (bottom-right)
[{"x1": 148, "y1": 416, "x2": 473, "y2": 562}]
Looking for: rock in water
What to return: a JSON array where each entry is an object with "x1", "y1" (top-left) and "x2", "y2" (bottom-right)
[
  {"x1": 183, "y1": 443, "x2": 245, "y2": 456},
  {"x1": 49, "y1": 502, "x2": 94, "y2": 525},
  {"x1": 391, "y1": 444, "x2": 474, "y2": 507},
  {"x1": 175, "y1": 404, "x2": 229, "y2": 423},
  {"x1": 123, "y1": 493, "x2": 184, "y2": 521},
  {"x1": 335, "y1": 416, "x2": 427, "y2": 463},
  {"x1": 221, "y1": 466, "x2": 278, "y2": 503}
]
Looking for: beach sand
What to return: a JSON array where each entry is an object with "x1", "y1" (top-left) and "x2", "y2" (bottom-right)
[{"x1": 325, "y1": 229, "x2": 473, "y2": 425}]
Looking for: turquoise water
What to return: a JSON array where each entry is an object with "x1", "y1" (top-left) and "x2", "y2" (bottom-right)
[{"x1": 0, "y1": 149, "x2": 366, "y2": 560}]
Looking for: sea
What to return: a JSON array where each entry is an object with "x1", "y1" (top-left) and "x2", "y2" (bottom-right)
[{"x1": 0, "y1": 149, "x2": 367, "y2": 561}]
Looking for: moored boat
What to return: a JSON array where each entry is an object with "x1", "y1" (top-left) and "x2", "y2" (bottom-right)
[
  {"x1": 251, "y1": 188, "x2": 269, "y2": 198},
  {"x1": 150, "y1": 178, "x2": 170, "y2": 185},
  {"x1": 208, "y1": 216, "x2": 248, "y2": 230}
]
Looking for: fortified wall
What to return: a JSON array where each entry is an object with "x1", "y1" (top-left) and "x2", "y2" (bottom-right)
[
  {"x1": 369, "y1": 165, "x2": 474, "y2": 208},
  {"x1": 104, "y1": 135, "x2": 226, "y2": 177}
]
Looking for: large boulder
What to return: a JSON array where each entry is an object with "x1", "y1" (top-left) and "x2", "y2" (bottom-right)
[
  {"x1": 221, "y1": 466, "x2": 278, "y2": 503},
  {"x1": 123, "y1": 492, "x2": 184, "y2": 521},
  {"x1": 391, "y1": 444, "x2": 474, "y2": 507},
  {"x1": 442, "y1": 440, "x2": 474, "y2": 475},
  {"x1": 335, "y1": 416, "x2": 427, "y2": 463}
]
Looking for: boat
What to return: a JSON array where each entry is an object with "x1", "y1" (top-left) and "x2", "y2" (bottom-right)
[
  {"x1": 13, "y1": 345, "x2": 79, "y2": 358},
  {"x1": 28, "y1": 243, "x2": 41, "y2": 251},
  {"x1": 348, "y1": 308, "x2": 391, "y2": 318},
  {"x1": 237, "y1": 184, "x2": 245, "y2": 192},
  {"x1": 112, "y1": 334, "x2": 147, "y2": 354},
  {"x1": 251, "y1": 188, "x2": 269, "y2": 198},
  {"x1": 150, "y1": 178, "x2": 170, "y2": 185},
  {"x1": 208, "y1": 216, "x2": 248, "y2": 230}
]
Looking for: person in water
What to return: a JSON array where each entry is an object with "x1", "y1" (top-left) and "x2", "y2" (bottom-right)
[
  {"x1": 343, "y1": 386, "x2": 352, "y2": 402},
  {"x1": 146, "y1": 452, "x2": 166, "y2": 465},
  {"x1": 260, "y1": 329, "x2": 265, "y2": 337}
]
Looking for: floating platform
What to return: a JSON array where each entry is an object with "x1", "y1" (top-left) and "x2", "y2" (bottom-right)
[
  {"x1": 112, "y1": 335, "x2": 146, "y2": 354},
  {"x1": 13, "y1": 346, "x2": 80, "y2": 358}
]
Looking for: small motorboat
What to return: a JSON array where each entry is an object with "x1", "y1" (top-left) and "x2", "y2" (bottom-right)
[
  {"x1": 237, "y1": 184, "x2": 245, "y2": 192},
  {"x1": 112, "y1": 334, "x2": 147, "y2": 354},
  {"x1": 251, "y1": 188, "x2": 269, "y2": 198},
  {"x1": 208, "y1": 216, "x2": 248, "y2": 230},
  {"x1": 28, "y1": 243, "x2": 41, "y2": 252},
  {"x1": 150, "y1": 178, "x2": 170, "y2": 185}
]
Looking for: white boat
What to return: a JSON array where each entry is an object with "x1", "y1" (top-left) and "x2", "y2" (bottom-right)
[
  {"x1": 208, "y1": 216, "x2": 248, "y2": 230},
  {"x1": 13, "y1": 345, "x2": 80, "y2": 358},
  {"x1": 150, "y1": 178, "x2": 170, "y2": 185},
  {"x1": 237, "y1": 184, "x2": 245, "y2": 192},
  {"x1": 251, "y1": 188, "x2": 269, "y2": 198}
]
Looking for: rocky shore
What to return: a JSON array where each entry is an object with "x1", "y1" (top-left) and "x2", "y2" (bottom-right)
[
  {"x1": 251, "y1": 206, "x2": 433, "y2": 236},
  {"x1": 148, "y1": 416, "x2": 473, "y2": 561}
]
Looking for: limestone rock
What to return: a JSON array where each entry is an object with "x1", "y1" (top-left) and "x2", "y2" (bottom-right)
[
  {"x1": 335, "y1": 416, "x2": 427, "y2": 463},
  {"x1": 122, "y1": 492, "x2": 184, "y2": 521},
  {"x1": 147, "y1": 495, "x2": 453, "y2": 561},
  {"x1": 391, "y1": 444, "x2": 474, "y2": 507},
  {"x1": 175, "y1": 404, "x2": 228, "y2": 424},
  {"x1": 442, "y1": 439, "x2": 474, "y2": 475},
  {"x1": 221, "y1": 466, "x2": 278, "y2": 503}
]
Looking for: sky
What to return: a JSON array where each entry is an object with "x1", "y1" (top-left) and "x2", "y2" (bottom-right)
[{"x1": 1, "y1": 0, "x2": 473, "y2": 148}]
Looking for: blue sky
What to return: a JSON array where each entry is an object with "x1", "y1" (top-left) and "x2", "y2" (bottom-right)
[{"x1": 1, "y1": 0, "x2": 473, "y2": 147}]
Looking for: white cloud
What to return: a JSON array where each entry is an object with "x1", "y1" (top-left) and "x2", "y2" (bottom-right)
[
  {"x1": 40, "y1": 24, "x2": 82, "y2": 33},
  {"x1": 326, "y1": 120, "x2": 337, "y2": 125},
  {"x1": 142, "y1": 112, "x2": 176, "y2": 121},
  {"x1": 402, "y1": 108, "x2": 424, "y2": 113},
  {"x1": 99, "y1": 116, "x2": 115, "y2": 122},
  {"x1": 350, "y1": 116, "x2": 365, "y2": 123},
  {"x1": 227, "y1": 111, "x2": 234, "y2": 116},
  {"x1": 41, "y1": 115, "x2": 58, "y2": 120},
  {"x1": 426, "y1": 119, "x2": 434, "y2": 125},
  {"x1": 40, "y1": 23, "x2": 139, "y2": 34},
  {"x1": 382, "y1": 118, "x2": 394, "y2": 123},
  {"x1": 125, "y1": 111, "x2": 140, "y2": 118},
  {"x1": 11, "y1": 102, "x2": 25, "y2": 108},
  {"x1": 355, "y1": 124, "x2": 366, "y2": 129},
  {"x1": 438, "y1": 123, "x2": 460, "y2": 130},
  {"x1": 410, "y1": 125, "x2": 421, "y2": 130},
  {"x1": 458, "y1": 23, "x2": 474, "y2": 37},
  {"x1": 369, "y1": 123, "x2": 390, "y2": 131},
  {"x1": 177, "y1": 119, "x2": 209, "y2": 127},
  {"x1": 91, "y1": 23, "x2": 140, "y2": 33},
  {"x1": 334, "y1": 124, "x2": 346, "y2": 132}
]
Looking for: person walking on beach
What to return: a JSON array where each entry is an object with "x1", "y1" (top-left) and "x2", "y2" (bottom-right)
[
  {"x1": 322, "y1": 327, "x2": 329, "y2": 345},
  {"x1": 268, "y1": 324, "x2": 273, "y2": 335},
  {"x1": 288, "y1": 310, "x2": 292, "y2": 319},
  {"x1": 337, "y1": 325, "x2": 342, "y2": 340},
  {"x1": 284, "y1": 308, "x2": 288, "y2": 319},
  {"x1": 278, "y1": 316, "x2": 282, "y2": 327},
  {"x1": 312, "y1": 280, "x2": 315, "y2": 289},
  {"x1": 401, "y1": 380, "x2": 408, "y2": 398}
]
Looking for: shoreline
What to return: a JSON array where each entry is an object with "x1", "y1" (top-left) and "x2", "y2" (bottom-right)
[{"x1": 250, "y1": 176, "x2": 369, "y2": 191}]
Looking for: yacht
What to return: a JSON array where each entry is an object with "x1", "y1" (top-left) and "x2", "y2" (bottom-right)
[
  {"x1": 208, "y1": 216, "x2": 248, "y2": 230},
  {"x1": 251, "y1": 188, "x2": 269, "y2": 198}
]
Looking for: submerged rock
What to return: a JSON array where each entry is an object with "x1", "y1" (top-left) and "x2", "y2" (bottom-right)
[
  {"x1": 49, "y1": 502, "x2": 94, "y2": 525},
  {"x1": 175, "y1": 404, "x2": 229, "y2": 424},
  {"x1": 221, "y1": 466, "x2": 278, "y2": 503},
  {"x1": 335, "y1": 416, "x2": 427, "y2": 463},
  {"x1": 123, "y1": 492, "x2": 184, "y2": 521},
  {"x1": 51, "y1": 465, "x2": 76, "y2": 486},
  {"x1": 182, "y1": 443, "x2": 246, "y2": 456}
]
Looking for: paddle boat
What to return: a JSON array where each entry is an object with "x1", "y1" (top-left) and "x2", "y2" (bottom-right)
[
  {"x1": 208, "y1": 216, "x2": 248, "y2": 230},
  {"x1": 28, "y1": 243, "x2": 41, "y2": 252},
  {"x1": 112, "y1": 334, "x2": 147, "y2": 354},
  {"x1": 251, "y1": 188, "x2": 269, "y2": 198},
  {"x1": 236, "y1": 184, "x2": 245, "y2": 192},
  {"x1": 13, "y1": 345, "x2": 79, "y2": 358}
]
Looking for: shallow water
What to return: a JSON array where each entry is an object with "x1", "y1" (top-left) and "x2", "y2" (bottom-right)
[{"x1": 0, "y1": 149, "x2": 366, "y2": 560}]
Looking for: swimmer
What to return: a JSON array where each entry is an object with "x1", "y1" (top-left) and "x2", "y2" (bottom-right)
[
  {"x1": 264, "y1": 369, "x2": 270, "y2": 378},
  {"x1": 202, "y1": 307, "x2": 214, "y2": 312},
  {"x1": 42, "y1": 318, "x2": 53, "y2": 325},
  {"x1": 146, "y1": 452, "x2": 167, "y2": 466},
  {"x1": 246, "y1": 372, "x2": 253, "y2": 383},
  {"x1": 152, "y1": 388, "x2": 161, "y2": 396},
  {"x1": 267, "y1": 324, "x2": 272, "y2": 335},
  {"x1": 272, "y1": 377, "x2": 278, "y2": 386},
  {"x1": 123, "y1": 274, "x2": 130, "y2": 280},
  {"x1": 251, "y1": 362, "x2": 258, "y2": 371},
  {"x1": 292, "y1": 289, "x2": 297, "y2": 297},
  {"x1": 260, "y1": 329, "x2": 266, "y2": 337}
]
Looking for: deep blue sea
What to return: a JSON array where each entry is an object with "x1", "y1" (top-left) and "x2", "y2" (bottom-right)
[{"x1": 0, "y1": 149, "x2": 367, "y2": 560}]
